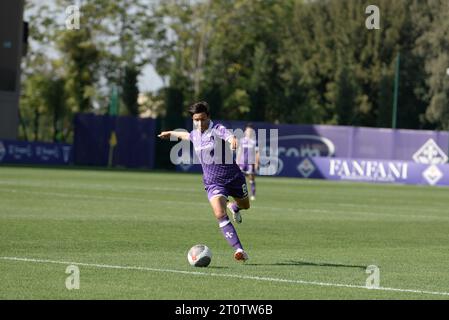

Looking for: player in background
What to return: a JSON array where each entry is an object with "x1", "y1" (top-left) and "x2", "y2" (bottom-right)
[
  {"x1": 237, "y1": 124, "x2": 260, "y2": 201},
  {"x1": 158, "y1": 101, "x2": 250, "y2": 262}
]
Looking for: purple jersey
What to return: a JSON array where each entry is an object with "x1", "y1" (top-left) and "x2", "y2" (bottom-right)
[
  {"x1": 237, "y1": 137, "x2": 258, "y2": 166},
  {"x1": 189, "y1": 121, "x2": 244, "y2": 187}
]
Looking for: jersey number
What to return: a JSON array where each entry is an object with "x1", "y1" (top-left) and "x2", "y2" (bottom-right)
[{"x1": 242, "y1": 184, "x2": 248, "y2": 197}]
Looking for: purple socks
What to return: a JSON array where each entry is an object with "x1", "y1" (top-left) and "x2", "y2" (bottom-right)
[
  {"x1": 250, "y1": 180, "x2": 256, "y2": 196},
  {"x1": 218, "y1": 216, "x2": 243, "y2": 250},
  {"x1": 230, "y1": 202, "x2": 240, "y2": 213}
]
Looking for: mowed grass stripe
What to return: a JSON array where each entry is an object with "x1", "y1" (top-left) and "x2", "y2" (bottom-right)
[
  {"x1": 1, "y1": 187, "x2": 448, "y2": 221},
  {"x1": 1, "y1": 166, "x2": 449, "y2": 299},
  {"x1": 2, "y1": 256, "x2": 449, "y2": 297}
]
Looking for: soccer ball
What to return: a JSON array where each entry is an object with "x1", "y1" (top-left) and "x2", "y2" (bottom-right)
[{"x1": 187, "y1": 244, "x2": 212, "y2": 267}]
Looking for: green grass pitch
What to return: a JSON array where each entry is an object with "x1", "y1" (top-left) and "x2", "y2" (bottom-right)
[{"x1": 1, "y1": 166, "x2": 449, "y2": 299}]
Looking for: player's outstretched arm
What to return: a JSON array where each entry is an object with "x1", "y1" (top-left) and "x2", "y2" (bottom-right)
[{"x1": 158, "y1": 131, "x2": 190, "y2": 141}]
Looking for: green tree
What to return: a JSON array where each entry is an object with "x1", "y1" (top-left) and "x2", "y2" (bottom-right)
[
  {"x1": 122, "y1": 65, "x2": 140, "y2": 116},
  {"x1": 414, "y1": 0, "x2": 449, "y2": 129},
  {"x1": 57, "y1": 27, "x2": 100, "y2": 113},
  {"x1": 377, "y1": 68, "x2": 394, "y2": 128},
  {"x1": 22, "y1": 0, "x2": 449, "y2": 136}
]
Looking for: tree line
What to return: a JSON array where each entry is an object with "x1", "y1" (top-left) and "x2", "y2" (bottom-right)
[{"x1": 20, "y1": 0, "x2": 449, "y2": 142}]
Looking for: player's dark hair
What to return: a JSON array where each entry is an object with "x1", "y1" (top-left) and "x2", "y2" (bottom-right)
[
  {"x1": 189, "y1": 101, "x2": 210, "y2": 117},
  {"x1": 246, "y1": 123, "x2": 253, "y2": 129}
]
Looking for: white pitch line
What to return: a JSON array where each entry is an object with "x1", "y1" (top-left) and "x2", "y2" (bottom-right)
[{"x1": 1, "y1": 256, "x2": 449, "y2": 297}]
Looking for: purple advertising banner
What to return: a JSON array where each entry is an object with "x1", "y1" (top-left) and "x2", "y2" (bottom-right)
[
  {"x1": 0, "y1": 140, "x2": 73, "y2": 165},
  {"x1": 74, "y1": 114, "x2": 156, "y2": 168},
  {"x1": 205, "y1": 121, "x2": 449, "y2": 163},
  {"x1": 176, "y1": 120, "x2": 449, "y2": 186},
  {"x1": 293, "y1": 157, "x2": 449, "y2": 187}
]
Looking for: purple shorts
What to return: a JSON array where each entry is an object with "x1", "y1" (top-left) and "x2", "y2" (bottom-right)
[
  {"x1": 239, "y1": 164, "x2": 256, "y2": 175},
  {"x1": 205, "y1": 177, "x2": 248, "y2": 201}
]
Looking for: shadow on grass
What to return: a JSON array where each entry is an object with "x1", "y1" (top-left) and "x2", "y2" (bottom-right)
[
  {"x1": 206, "y1": 266, "x2": 229, "y2": 270},
  {"x1": 246, "y1": 260, "x2": 368, "y2": 270}
]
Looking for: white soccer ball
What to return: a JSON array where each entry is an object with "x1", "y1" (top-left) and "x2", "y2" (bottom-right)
[{"x1": 187, "y1": 244, "x2": 212, "y2": 267}]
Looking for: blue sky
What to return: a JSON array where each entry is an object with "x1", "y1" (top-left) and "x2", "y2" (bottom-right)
[{"x1": 138, "y1": 64, "x2": 164, "y2": 93}]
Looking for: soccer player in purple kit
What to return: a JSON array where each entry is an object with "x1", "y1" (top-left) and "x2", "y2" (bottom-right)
[
  {"x1": 237, "y1": 124, "x2": 260, "y2": 201},
  {"x1": 158, "y1": 101, "x2": 250, "y2": 262}
]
